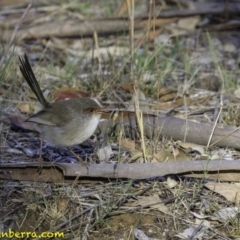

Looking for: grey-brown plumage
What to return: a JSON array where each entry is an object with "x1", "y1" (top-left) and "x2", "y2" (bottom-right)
[{"x1": 19, "y1": 54, "x2": 102, "y2": 146}]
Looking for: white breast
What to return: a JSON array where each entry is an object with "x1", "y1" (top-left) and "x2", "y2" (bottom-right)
[
  {"x1": 79, "y1": 114, "x2": 101, "y2": 142},
  {"x1": 41, "y1": 114, "x2": 101, "y2": 146}
]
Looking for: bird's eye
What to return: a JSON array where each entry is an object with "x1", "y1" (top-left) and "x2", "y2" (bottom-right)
[{"x1": 88, "y1": 108, "x2": 94, "y2": 112}]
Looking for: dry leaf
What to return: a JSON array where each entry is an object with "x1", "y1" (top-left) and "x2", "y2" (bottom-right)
[
  {"x1": 119, "y1": 139, "x2": 135, "y2": 150},
  {"x1": 178, "y1": 16, "x2": 200, "y2": 30},
  {"x1": 172, "y1": 148, "x2": 179, "y2": 159},
  {"x1": 151, "y1": 97, "x2": 193, "y2": 110},
  {"x1": 210, "y1": 149, "x2": 233, "y2": 161},
  {"x1": 167, "y1": 177, "x2": 178, "y2": 188},
  {"x1": 191, "y1": 212, "x2": 214, "y2": 220},
  {"x1": 169, "y1": 16, "x2": 200, "y2": 37},
  {"x1": 153, "y1": 147, "x2": 170, "y2": 162},
  {"x1": 128, "y1": 89, "x2": 150, "y2": 112},
  {"x1": 158, "y1": 87, "x2": 174, "y2": 97},
  {"x1": 134, "y1": 228, "x2": 151, "y2": 240},
  {"x1": 130, "y1": 150, "x2": 144, "y2": 162},
  {"x1": 86, "y1": 46, "x2": 129, "y2": 61},
  {"x1": 121, "y1": 84, "x2": 134, "y2": 92},
  {"x1": 127, "y1": 194, "x2": 169, "y2": 213},
  {"x1": 177, "y1": 141, "x2": 205, "y2": 155},
  {"x1": 159, "y1": 92, "x2": 177, "y2": 102},
  {"x1": 16, "y1": 103, "x2": 33, "y2": 113},
  {"x1": 16, "y1": 100, "x2": 42, "y2": 114},
  {"x1": 51, "y1": 87, "x2": 90, "y2": 102},
  {"x1": 214, "y1": 207, "x2": 238, "y2": 221},
  {"x1": 205, "y1": 182, "x2": 240, "y2": 203},
  {"x1": 176, "y1": 218, "x2": 209, "y2": 240},
  {"x1": 223, "y1": 42, "x2": 236, "y2": 53},
  {"x1": 97, "y1": 145, "x2": 113, "y2": 162}
]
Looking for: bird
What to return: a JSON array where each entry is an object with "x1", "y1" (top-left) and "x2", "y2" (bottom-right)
[{"x1": 19, "y1": 54, "x2": 105, "y2": 165}]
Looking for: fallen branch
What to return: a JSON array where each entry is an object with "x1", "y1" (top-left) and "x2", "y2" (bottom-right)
[
  {"x1": 2, "y1": 2, "x2": 240, "y2": 40},
  {"x1": 99, "y1": 115, "x2": 240, "y2": 150},
  {"x1": 1, "y1": 160, "x2": 240, "y2": 182}
]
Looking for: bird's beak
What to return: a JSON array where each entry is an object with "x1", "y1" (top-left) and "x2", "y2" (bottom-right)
[
  {"x1": 93, "y1": 108, "x2": 118, "y2": 120},
  {"x1": 93, "y1": 108, "x2": 110, "y2": 114}
]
